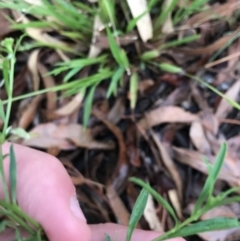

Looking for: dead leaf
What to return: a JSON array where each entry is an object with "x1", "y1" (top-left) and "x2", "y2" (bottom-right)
[
  {"x1": 18, "y1": 95, "x2": 44, "y2": 129},
  {"x1": 23, "y1": 123, "x2": 114, "y2": 150},
  {"x1": 172, "y1": 146, "x2": 240, "y2": 186},
  {"x1": 106, "y1": 185, "x2": 130, "y2": 226},
  {"x1": 138, "y1": 106, "x2": 199, "y2": 129},
  {"x1": 126, "y1": 0, "x2": 153, "y2": 42},
  {"x1": 215, "y1": 80, "x2": 240, "y2": 119},
  {"x1": 184, "y1": 1, "x2": 240, "y2": 28},
  {"x1": 0, "y1": 9, "x2": 13, "y2": 38},
  {"x1": 161, "y1": 0, "x2": 174, "y2": 34},
  {"x1": 190, "y1": 121, "x2": 211, "y2": 154},
  {"x1": 28, "y1": 49, "x2": 40, "y2": 91},
  {"x1": 172, "y1": 28, "x2": 240, "y2": 56},
  {"x1": 54, "y1": 91, "x2": 84, "y2": 117},
  {"x1": 107, "y1": 98, "x2": 125, "y2": 124},
  {"x1": 151, "y1": 132, "x2": 183, "y2": 203},
  {"x1": 144, "y1": 193, "x2": 163, "y2": 232},
  {"x1": 92, "y1": 109, "x2": 128, "y2": 192},
  {"x1": 88, "y1": 15, "x2": 104, "y2": 58},
  {"x1": 38, "y1": 63, "x2": 57, "y2": 112}
]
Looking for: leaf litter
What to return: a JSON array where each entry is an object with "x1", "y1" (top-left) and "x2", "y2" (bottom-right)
[{"x1": 2, "y1": 0, "x2": 240, "y2": 240}]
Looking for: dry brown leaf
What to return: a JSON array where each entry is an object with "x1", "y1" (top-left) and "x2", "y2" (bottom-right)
[
  {"x1": 54, "y1": 91, "x2": 84, "y2": 117},
  {"x1": 106, "y1": 185, "x2": 130, "y2": 226},
  {"x1": 88, "y1": 15, "x2": 104, "y2": 58},
  {"x1": 190, "y1": 121, "x2": 211, "y2": 154},
  {"x1": 172, "y1": 28, "x2": 240, "y2": 56},
  {"x1": 184, "y1": 1, "x2": 240, "y2": 28},
  {"x1": 215, "y1": 80, "x2": 240, "y2": 119},
  {"x1": 168, "y1": 189, "x2": 183, "y2": 220},
  {"x1": 28, "y1": 49, "x2": 40, "y2": 91},
  {"x1": 215, "y1": 38, "x2": 240, "y2": 85},
  {"x1": 22, "y1": 123, "x2": 75, "y2": 150},
  {"x1": 151, "y1": 132, "x2": 183, "y2": 203},
  {"x1": 93, "y1": 109, "x2": 128, "y2": 191},
  {"x1": 143, "y1": 193, "x2": 163, "y2": 232},
  {"x1": 14, "y1": 13, "x2": 70, "y2": 50},
  {"x1": 107, "y1": 98, "x2": 125, "y2": 124},
  {"x1": 138, "y1": 106, "x2": 199, "y2": 129},
  {"x1": 172, "y1": 146, "x2": 240, "y2": 186},
  {"x1": 18, "y1": 95, "x2": 44, "y2": 129},
  {"x1": 23, "y1": 123, "x2": 114, "y2": 150},
  {"x1": 38, "y1": 63, "x2": 57, "y2": 112},
  {"x1": 0, "y1": 9, "x2": 13, "y2": 38},
  {"x1": 126, "y1": 0, "x2": 153, "y2": 42}
]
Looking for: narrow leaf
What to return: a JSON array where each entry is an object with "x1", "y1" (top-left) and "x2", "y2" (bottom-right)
[
  {"x1": 130, "y1": 177, "x2": 179, "y2": 224},
  {"x1": 130, "y1": 72, "x2": 138, "y2": 110},
  {"x1": 159, "y1": 63, "x2": 183, "y2": 74},
  {"x1": 154, "y1": 218, "x2": 240, "y2": 241},
  {"x1": 107, "y1": 67, "x2": 125, "y2": 98},
  {"x1": 83, "y1": 84, "x2": 97, "y2": 128},
  {"x1": 126, "y1": 188, "x2": 148, "y2": 241},
  {"x1": 0, "y1": 100, "x2": 5, "y2": 122},
  {"x1": 9, "y1": 144, "x2": 17, "y2": 205}
]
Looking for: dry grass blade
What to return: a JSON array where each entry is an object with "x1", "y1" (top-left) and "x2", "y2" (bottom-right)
[{"x1": 126, "y1": 0, "x2": 153, "y2": 42}]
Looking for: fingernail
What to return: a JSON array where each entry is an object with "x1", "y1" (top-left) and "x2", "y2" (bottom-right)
[{"x1": 70, "y1": 196, "x2": 86, "y2": 222}]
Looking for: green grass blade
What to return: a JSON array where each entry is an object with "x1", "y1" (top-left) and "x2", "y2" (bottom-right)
[
  {"x1": 107, "y1": 67, "x2": 125, "y2": 98},
  {"x1": 0, "y1": 100, "x2": 5, "y2": 122},
  {"x1": 161, "y1": 35, "x2": 201, "y2": 49},
  {"x1": 126, "y1": 188, "x2": 148, "y2": 241},
  {"x1": 159, "y1": 63, "x2": 183, "y2": 74},
  {"x1": 83, "y1": 85, "x2": 97, "y2": 128},
  {"x1": 130, "y1": 72, "x2": 138, "y2": 110},
  {"x1": 154, "y1": 218, "x2": 240, "y2": 241},
  {"x1": 194, "y1": 143, "x2": 227, "y2": 213},
  {"x1": 2, "y1": 58, "x2": 10, "y2": 96},
  {"x1": 106, "y1": 27, "x2": 129, "y2": 68},
  {"x1": 130, "y1": 177, "x2": 179, "y2": 225},
  {"x1": 127, "y1": 10, "x2": 147, "y2": 32},
  {"x1": 141, "y1": 50, "x2": 159, "y2": 61},
  {"x1": 154, "y1": 0, "x2": 178, "y2": 30},
  {"x1": 9, "y1": 145, "x2": 17, "y2": 205}
]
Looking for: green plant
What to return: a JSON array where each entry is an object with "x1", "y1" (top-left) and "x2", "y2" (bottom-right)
[
  {"x1": 126, "y1": 143, "x2": 240, "y2": 241},
  {"x1": 0, "y1": 0, "x2": 212, "y2": 127},
  {"x1": 0, "y1": 38, "x2": 45, "y2": 241}
]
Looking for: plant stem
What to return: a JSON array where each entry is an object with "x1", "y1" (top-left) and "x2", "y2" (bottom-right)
[{"x1": 0, "y1": 145, "x2": 10, "y2": 202}]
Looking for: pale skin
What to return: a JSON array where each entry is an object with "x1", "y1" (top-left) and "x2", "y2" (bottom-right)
[{"x1": 0, "y1": 143, "x2": 185, "y2": 241}]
